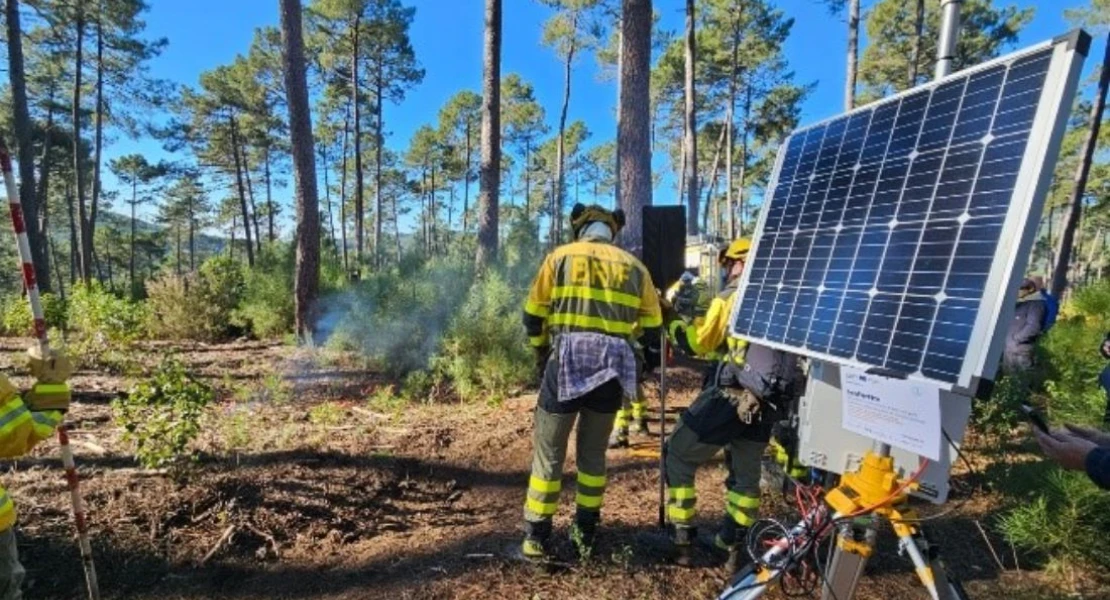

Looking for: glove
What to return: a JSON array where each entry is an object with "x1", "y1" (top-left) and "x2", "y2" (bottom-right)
[
  {"x1": 534, "y1": 346, "x2": 551, "y2": 385},
  {"x1": 24, "y1": 346, "x2": 72, "y2": 413},
  {"x1": 722, "y1": 387, "x2": 761, "y2": 425},
  {"x1": 24, "y1": 382, "x2": 70, "y2": 413},
  {"x1": 26, "y1": 345, "x2": 74, "y2": 384},
  {"x1": 660, "y1": 297, "x2": 680, "y2": 328},
  {"x1": 643, "y1": 342, "x2": 662, "y2": 374}
]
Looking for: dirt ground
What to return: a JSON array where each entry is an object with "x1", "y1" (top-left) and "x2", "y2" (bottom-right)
[{"x1": 0, "y1": 338, "x2": 1105, "y2": 600}]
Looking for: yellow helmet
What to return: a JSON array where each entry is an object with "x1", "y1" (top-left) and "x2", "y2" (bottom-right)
[
  {"x1": 718, "y1": 238, "x2": 752, "y2": 265},
  {"x1": 570, "y1": 203, "x2": 625, "y2": 238}
]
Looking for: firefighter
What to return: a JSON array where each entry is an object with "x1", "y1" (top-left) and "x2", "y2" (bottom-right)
[
  {"x1": 664, "y1": 239, "x2": 803, "y2": 570},
  {"x1": 521, "y1": 203, "x2": 663, "y2": 560},
  {"x1": 0, "y1": 346, "x2": 71, "y2": 599}
]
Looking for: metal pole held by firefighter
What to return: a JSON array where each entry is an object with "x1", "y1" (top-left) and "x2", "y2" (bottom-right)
[
  {"x1": 0, "y1": 139, "x2": 100, "y2": 600},
  {"x1": 657, "y1": 329, "x2": 667, "y2": 528}
]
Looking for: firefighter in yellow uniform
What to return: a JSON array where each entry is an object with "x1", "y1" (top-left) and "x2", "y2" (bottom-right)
[
  {"x1": 0, "y1": 346, "x2": 71, "y2": 599},
  {"x1": 521, "y1": 203, "x2": 662, "y2": 560},
  {"x1": 665, "y1": 240, "x2": 803, "y2": 570}
]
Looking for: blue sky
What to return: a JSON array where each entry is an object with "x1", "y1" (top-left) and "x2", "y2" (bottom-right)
[{"x1": 109, "y1": 0, "x2": 1094, "y2": 231}]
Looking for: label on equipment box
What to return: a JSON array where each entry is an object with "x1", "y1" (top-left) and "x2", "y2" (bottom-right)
[{"x1": 840, "y1": 368, "x2": 942, "y2": 461}]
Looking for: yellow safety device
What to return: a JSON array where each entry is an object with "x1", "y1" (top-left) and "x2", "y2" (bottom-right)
[{"x1": 718, "y1": 238, "x2": 752, "y2": 264}]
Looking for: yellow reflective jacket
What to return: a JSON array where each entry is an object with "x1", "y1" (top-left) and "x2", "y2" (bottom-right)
[
  {"x1": 0, "y1": 377, "x2": 63, "y2": 532},
  {"x1": 669, "y1": 279, "x2": 748, "y2": 364},
  {"x1": 523, "y1": 239, "x2": 663, "y2": 348}
]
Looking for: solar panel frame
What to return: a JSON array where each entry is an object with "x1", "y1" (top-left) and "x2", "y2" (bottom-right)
[{"x1": 729, "y1": 32, "x2": 1089, "y2": 392}]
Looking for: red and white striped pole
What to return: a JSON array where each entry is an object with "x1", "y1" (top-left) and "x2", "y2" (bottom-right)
[{"x1": 0, "y1": 140, "x2": 100, "y2": 600}]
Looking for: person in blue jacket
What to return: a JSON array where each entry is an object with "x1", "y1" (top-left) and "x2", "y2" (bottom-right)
[{"x1": 1035, "y1": 425, "x2": 1110, "y2": 490}]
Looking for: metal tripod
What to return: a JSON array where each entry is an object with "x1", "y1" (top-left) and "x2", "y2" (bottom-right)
[{"x1": 716, "y1": 442, "x2": 967, "y2": 600}]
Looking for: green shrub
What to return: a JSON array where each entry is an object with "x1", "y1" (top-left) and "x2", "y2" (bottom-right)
[
  {"x1": 431, "y1": 271, "x2": 532, "y2": 402},
  {"x1": 319, "y1": 259, "x2": 473, "y2": 377},
  {"x1": 233, "y1": 246, "x2": 294, "y2": 338},
  {"x1": 0, "y1": 292, "x2": 66, "y2": 335},
  {"x1": 145, "y1": 257, "x2": 245, "y2": 341},
  {"x1": 1000, "y1": 467, "x2": 1110, "y2": 571},
  {"x1": 113, "y1": 356, "x2": 214, "y2": 469},
  {"x1": 68, "y1": 282, "x2": 145, "y2": 341}
]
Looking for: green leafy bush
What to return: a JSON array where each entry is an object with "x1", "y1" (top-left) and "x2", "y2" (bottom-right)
[
  {"x1": 319, "y1": 259, "x2": 473, "y2": 377},
  {"x1": 1000, "y1": 467, "x2": 1110, "y2": 571},
  {"x1": 145, "y1": 257, "x2": 245, "y2": 341},
  {"x1": 991, "y1": 279, "x2": 1110, "y2": 578},
  {"x1": 67, "y1": 282, "x2": 145, "y2": 369},
  {"x1": 0, "y1": 292, "x2": 66, "y2": 335},
  {"x1": 432, "y1": 271, "x2": 532, "y2": 402},
  {"x1": 233, "y1": 246, "x2": 294, "y2": 338},
  {"x1": 113, "y1": 355, "x2": 214, "y2": 469}
]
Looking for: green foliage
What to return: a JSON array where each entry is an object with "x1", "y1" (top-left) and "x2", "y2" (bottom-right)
[
  {"x1": 971, "y1": 371, "x2": 1029, "y2": 437},
  {"x1": 320, "y1": 259, "x2": 474, "y2": 377},
  {"x1": 1000, "y1": 467, "x2": 1110, "y2": 571},
  {"x1": 1039, "y1": 281, "x2": 1110, "y2": 425},
  {"x1": 859, "y1": 0, "x2": 1033, "y2": 99},
  {"x1": 67, "y1": 283, "x2": 146, "y2": 370},
  {"x1": 145, "y1": 256, "x2": 246, "y2": 341},
  {"x1": 113, "y1": 356, "x2": 214, "y2": 470},
  {"x1": 989, "y1": 281, "x2": 1110, "y2": 576},
  {"x1": 233, "y1": 245, "x2": 294, "y2": 338},
  {"x1": 0, "y1": 292, "x2": 67, "y2": 336},
  {"x1": 308, "y1": 401, "x2": 345, "y2": 427},
  {"x1": 432, "y1": 272, "x2": 532, "y2": 403}
]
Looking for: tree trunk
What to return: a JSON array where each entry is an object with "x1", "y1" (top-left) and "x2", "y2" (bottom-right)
[
  {"x1": 265, "y1": 144, "x2": 275, "y2": 242},
  {"x1": 552, "y1": 15, "x2": 577, "y2": 245},
  {"x1": 189, "y1": 197, "x2": 196, "y2": 271},
  {"x1": 374, "y1": 65, "x2": 384, "y2": 269},
  {"x1": 726, "y1": 9, "x2": 739, "y2": 240},
  {"x1": 393, "y1": 191, "x2": 402, "y2": 265},
  {"x1": 702, "y1": 123, "x2": 726, "y2": 234},
  {"x1": 1051, "y1": 34, "x2": 1110, "y2": 298},
  {"x1": 280, "y1": 0, "x2": 320, "y2": 339},
  {"x1": 321, "y1": 145, "x2": 337, "y2": 258},
  {"x1": 463, "y1": 118, "x2": 472, "y2": 232},
  {"x1": 340, "y1": 101, "x2": 351, "y2": 272},
  {"x1": 72, "y1": 8, "x2": 92, "y2": 284},
  {"x1": 175, "y1": 227, "x2": 182, "y2": 276},
  {"x1": 618, "y1": 0, "x2": 652, "y2": 256},
  {"x1": 908, "y1": 0, "x2": 925, "y2": 89},
  {"x1": 229, "y1": 115, "x2": 256, "y2": 267},
  {"x1": 351, "y1": 19, "x2": 364, "y2": 262},
  {"x1": 845, "y1": 0, "x2": 860, "y2": 110},
  {"x1": 737, "y1": 86, "x2": 751, "y2": 234},
  {"x1": 614, "y1": 14, "x2": 623, "y2": 219},
  {"x1": 683, "y1": 0, "x2": 698, "y2": 236},
  {"x1": 66, "y1": 182, "x2": 77, "y2": 285},
  {"x1": 129, "y1": 181, "x2": 137, "y2": 299},
  {"x1": 241, "y1": 142, "x2": 262, "y2": 254},
  {"x1": 476, "y1": 0, "x2": 501, "y2": 268},
  {"x1": 5, "y1": 0, "x2": 49, "y2": 291},
  {"x1": 90, "y1": 0, "x2": 104, "y2": 250},
  {"x1": 430, "y1": 165, "x2": 437, "y2": 254}
]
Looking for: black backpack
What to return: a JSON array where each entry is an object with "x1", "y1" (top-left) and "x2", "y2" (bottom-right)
[{"x1": 733, "y1": 343, "x2": 804, "y2": 401}]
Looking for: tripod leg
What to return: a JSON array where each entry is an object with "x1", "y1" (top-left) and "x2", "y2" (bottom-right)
[
  {"x1": 822, "y1": 516, "x2": 877, "y2": 600},
  {"x1": 894, "y1": 524, "x2": 944, "y2": 600}
]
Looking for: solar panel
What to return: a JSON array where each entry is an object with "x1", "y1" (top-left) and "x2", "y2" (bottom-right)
[{"x1": 730, "y1": 31, "x2": 1090, "y2": 389}]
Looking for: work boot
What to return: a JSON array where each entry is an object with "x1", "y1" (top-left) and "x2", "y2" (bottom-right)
[
  {"x1": 608, "y1": 426, "x2": 630, "y2": 449},
  {"x1": 634, "y1": 416, "x2": 650, "y2": 435},
  {"x1": 714, "y1": 518, "x2": 751, "y2": 574},
  {"x1": 672, "y1": 525, "x2": 698, "y2": 567},
  {"x1": 571, "y1": 513, "x2": 599, "y2": 558},
  {"x1": 522, "y1": 520, "x2": 552, "y2": 561}
]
